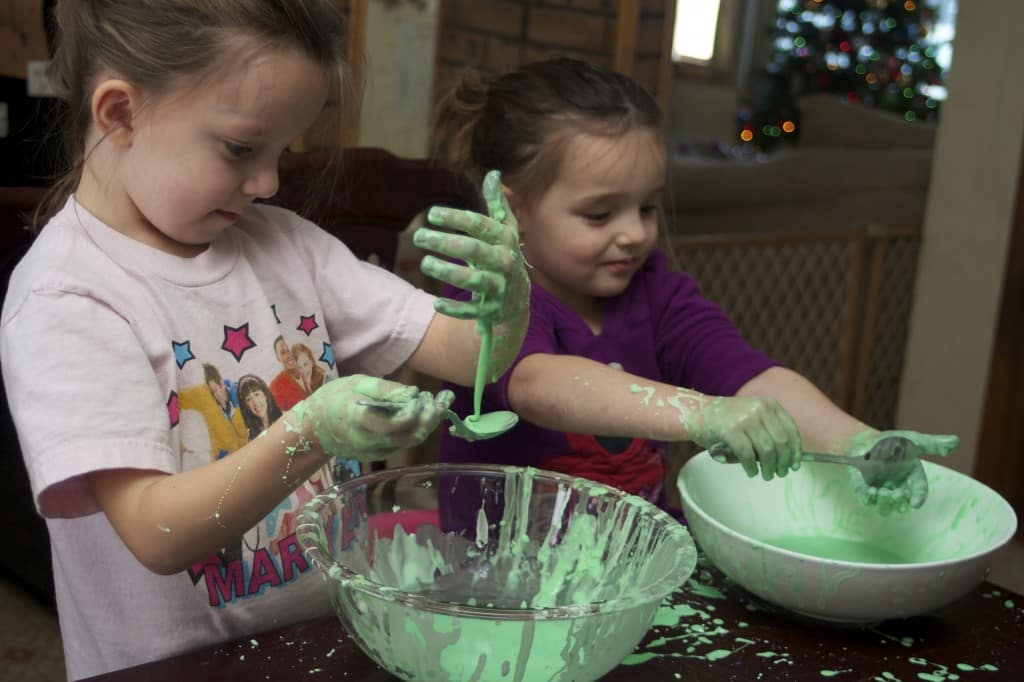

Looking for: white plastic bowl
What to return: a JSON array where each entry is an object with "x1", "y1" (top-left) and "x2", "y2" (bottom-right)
[{"x1": 677, "y1": 452, "x2": 1017, "y2": 622}]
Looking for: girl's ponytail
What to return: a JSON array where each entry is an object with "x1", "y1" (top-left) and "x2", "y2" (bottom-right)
[{"x1": 430, "y1": 67, "x2": 490, "y2": 183}]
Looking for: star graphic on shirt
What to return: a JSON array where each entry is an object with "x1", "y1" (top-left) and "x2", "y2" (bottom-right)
[
  {"x1": 271, "y1": 304, "x2": 281, "y2": 324},
  {"x1": 297, "y1": 314, "x2": 319, "y2": 336},
  {"x1": 222, "y1": 323, "x2": 256, "y2": 361},
  {"x1": 167, "y1": 391, "x2": 179, "y2": 427},
  {"x1": 172, "y1": 340, "x2": 195, "y2": 369},
  {"x1": 319, "y1": 341, "x2": 335, "y2": 369}
]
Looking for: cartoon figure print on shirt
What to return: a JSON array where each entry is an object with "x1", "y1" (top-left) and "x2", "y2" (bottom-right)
[
  {"x1": 544, "y1": 361, "x2": 667, "y2": 502},
  {"x1": 167, "y1": 306, "x2": 358, "y2": 607}
]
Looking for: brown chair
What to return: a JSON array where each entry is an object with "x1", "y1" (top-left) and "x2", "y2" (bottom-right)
[
  {"x1": 271, "y1": 147, "x2": 479, "y2": 270},
  {"x1": 1, "y1": 186, "x2": 52, "y2": 607}
]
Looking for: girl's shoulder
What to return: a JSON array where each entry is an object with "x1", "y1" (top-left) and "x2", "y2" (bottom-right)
[
  {"x1": 2, "y1": 203, "x2": 97, "y2": 319},
  {"x1": 238, "y1": 203, "x2": 345, "y2": 255}
]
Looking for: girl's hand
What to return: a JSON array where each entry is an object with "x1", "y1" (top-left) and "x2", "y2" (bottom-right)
[
  {"x1": 414, "y1": 170, "x2": 530, "y2": 379},
  {"x1": 288, "y1": 375, "x2": 454, "y2": 461},
  {"x1": 687, "y1": 395, "x2": 803, "y2": 480},
  {"x1": 844, "y1": 429, "x2": 959, "y2": 514}
]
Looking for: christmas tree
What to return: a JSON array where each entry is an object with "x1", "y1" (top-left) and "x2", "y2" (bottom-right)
[{"x1": 739, "y1": 0, "x2": 955, "y2": 151}]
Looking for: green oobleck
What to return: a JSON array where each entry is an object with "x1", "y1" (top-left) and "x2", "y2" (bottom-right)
[
  {"x1": 450, "y1": 410, "x2": 519, "y2": 441},
  {"x1": 444, "y1": 291, "x2": 519, "y2": 442},
  {"x1": 765, "y1": 535, "x2": 911, "y2": 564},
  {"x1": 303, "y1": 466, "x2": 696, "y2": 681}
]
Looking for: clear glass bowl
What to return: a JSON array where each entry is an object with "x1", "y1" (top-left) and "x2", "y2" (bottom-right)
[{"x1": 297, "y1": 463, "x2": 696, "y2": 681}]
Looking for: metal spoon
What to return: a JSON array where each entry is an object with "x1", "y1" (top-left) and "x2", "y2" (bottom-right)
[
  {"x1": 708, "y1": 435, "x2": 919, "y2": 489},
  {"x1": 356, "y1": 391, "x2": 517, "y2": 442}
]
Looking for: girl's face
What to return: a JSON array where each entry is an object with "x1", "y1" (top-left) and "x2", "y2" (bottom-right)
[
  {"x1": 244, "y1": 387, "x2": 268, "y2": 420},
  {"x1": 514, "y1": 128, "x2": 665, "y2": 321},
  {"x1": 296, "y1": 351, "x2": 313, "y2": 382},
  {"x1": 113, "y1": 47, "x2": 329, "y2": 256}
]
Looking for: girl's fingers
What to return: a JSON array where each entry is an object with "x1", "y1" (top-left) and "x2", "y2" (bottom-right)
[
  {"x1": 482, "y1": 170, "x2": 515, "y2": 228},
  {"x1": 434, "y1": 389, "x2": 455, "y2": 410},
  {"x1": 724, "y1": 433, "x2": 759, "y2": 478},
  {"x1": 918, "y1": 433, "x2": 959, "y2": 456},
  {"x1": 414, "y1": 228, "x2": 512, "y2": 272},
  {"x1": 760, "y1": 412, "x2": 795, "y2": 478},
  {"x1": 420, "y1": 255, "x2": 504, "y2": 295},
  {"x1": 749, "y1": 428, "x2": 778, "y2": 482},
  {"x1": 778, "y1": 408, "x2": 803, "y2": 472},
  {"x1": 426, "y1": 205, "x2": 506, "y2": 244},
  {"x1": 433, "y1": 298, "x2": 486, "y2": 320}
]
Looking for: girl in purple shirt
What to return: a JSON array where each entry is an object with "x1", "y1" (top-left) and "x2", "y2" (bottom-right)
[{"x1": 432, "y1": 58, "x2": 957, "y2": 515}]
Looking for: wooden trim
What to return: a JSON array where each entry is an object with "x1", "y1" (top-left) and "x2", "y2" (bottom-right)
[
  {"x1": 433, "y1": 0, "x2": 448, "y2": 100},
  {"x1": 976, "y1": 138, "x2": 1024, "y2": 529},
  {"x1": 851, "y1": 236, "x2": 888, "y2": 416},
  {"x1": 834, "y1": 237, "x2": 866, "y2": 411},
  {"x1": 865, "y1": 223, "x2": 923, "y2": 240},
  {"x1": 344, "y1": 0, "x2": 368, "y2": 147},
  {"x1": 656, "y1": 0, "x2": 678, "y2": 118},
  {"x1": 669, "y1": 226, "x2": 869, "y2": 249},
  {"x1": 613, "y1": 0, "x2": 640, "y2": 75}
]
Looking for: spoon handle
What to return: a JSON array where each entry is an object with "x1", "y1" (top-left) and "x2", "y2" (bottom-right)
[
  {"x1": 708, "y1": 443, "x2": 857, "y2": 468},
  {"x1": 800, "y1": 451, "x2": 856, "y2": 466},
  {"x1": 355, "y1": 399, "x2": 403, "y2": 413}
]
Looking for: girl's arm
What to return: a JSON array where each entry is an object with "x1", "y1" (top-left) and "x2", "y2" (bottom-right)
[
  {"x1": 88, "y1": 416, "x2": 325, "y2": 575},
  {"x1": 88, "y1": 374, "x2": 452, "y2": 575},
  {"x1": 404, "y1": 313, "x2": 485, "y2": 387},
  {"x1": 735, "y1": 366, "x2": 871, "y2": 453},
  {"x1": 506, "y1": 352, "x2": 802, "y2": 479}
]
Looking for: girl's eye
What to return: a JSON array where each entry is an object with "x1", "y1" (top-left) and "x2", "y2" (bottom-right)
[
  {"x1": 224, "y1": 140, "x2": 254, "y2": 158},
  {"x1": 583, "y1": 211, "x2": 611, "y2": 223},
  {"x1": 640, "y1": 205, "x2": 658, "y2": 216}
]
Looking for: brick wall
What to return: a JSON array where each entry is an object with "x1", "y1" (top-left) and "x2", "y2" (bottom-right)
[{"x1": 435, "y1": 0, "x2": 673, "y2": 107}]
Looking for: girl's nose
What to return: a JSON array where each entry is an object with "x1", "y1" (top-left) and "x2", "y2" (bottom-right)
[
  {"x1": 617, "y1": 212, "x2": 648, "y2": 244},
  {"x1": 242, "y1": 165, "x2": 280, "y2": 199}
]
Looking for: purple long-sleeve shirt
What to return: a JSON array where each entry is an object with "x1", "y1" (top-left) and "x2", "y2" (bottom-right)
[{"x1": 439, "y1": 249, "x2": 778, "y2": 504}]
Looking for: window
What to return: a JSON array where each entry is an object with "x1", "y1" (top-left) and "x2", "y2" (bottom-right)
[{"x1": 672, "y1": 0, "x2": 723, "y2": 63}]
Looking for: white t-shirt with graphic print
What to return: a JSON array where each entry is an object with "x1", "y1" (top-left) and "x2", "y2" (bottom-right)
[{"x1": 0, "y1": 198, "x2": 435, "y2": 680}]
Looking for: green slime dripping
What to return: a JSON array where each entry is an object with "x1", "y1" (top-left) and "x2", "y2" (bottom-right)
[
  {"x1": 322, "y1": 468, "x2": 695, "y2": 680},
  {"x1": 447, "y1": 291, "x2": 518, "y2": 441}
]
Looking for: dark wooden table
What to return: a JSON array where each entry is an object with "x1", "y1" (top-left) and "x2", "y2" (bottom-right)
[{"x1": 84, "y1": 556, "x2": 1022, "y2": 681}]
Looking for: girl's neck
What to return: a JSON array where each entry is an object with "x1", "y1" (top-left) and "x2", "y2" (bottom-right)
[
  {"x1": 530, "y1": 271, "x2": 606, "y2": 334},
  {"x1": 76, "y1": 154, "x2": 209, "y2": 258}
]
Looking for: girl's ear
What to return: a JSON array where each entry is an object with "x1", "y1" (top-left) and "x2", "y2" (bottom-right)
[{"x1": 91, "y1": 78, "x2": 141, "y2": 147}]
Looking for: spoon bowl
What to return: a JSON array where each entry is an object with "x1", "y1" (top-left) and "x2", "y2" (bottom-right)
[
  {"x1": 446, "y1": 409, "x2": 518, "y2": 441},
  {"x1": 356, "y1": 400, "x2": 517, "y2": 441}
]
